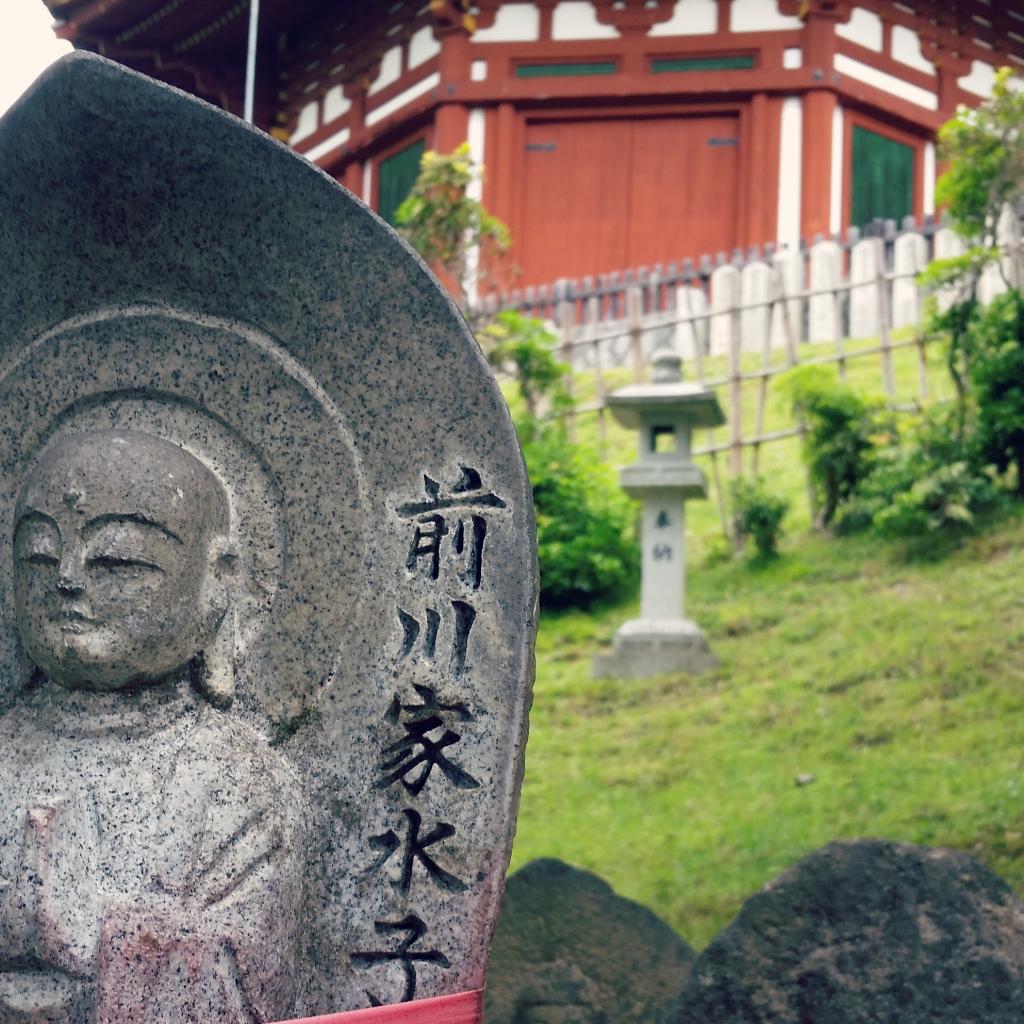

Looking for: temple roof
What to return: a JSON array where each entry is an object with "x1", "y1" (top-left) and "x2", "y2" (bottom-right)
[
  {"x1": 38, "y1": 0, "x2": 1024, "y2": 131},
  {"x1": 38, "y1": 0, "x2": 397, "y2": 126}
]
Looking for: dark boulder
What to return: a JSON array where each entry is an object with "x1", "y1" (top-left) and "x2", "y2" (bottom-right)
[
  {"x1": 679, "y1": 839, "x2": 1024, "y2": 1023},
  {"x1": 485, "y1": 858, "x2": 695, "y2": 1024}
]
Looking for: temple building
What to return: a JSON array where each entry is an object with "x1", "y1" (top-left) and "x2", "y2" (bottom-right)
[{"x1": 42, "y1": 0, "x2": 1023, "y2": 289}]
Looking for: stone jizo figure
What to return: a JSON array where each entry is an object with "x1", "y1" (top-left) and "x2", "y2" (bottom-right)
[
  {"x1": 0, "y1": 52, "x2": 536, "y2": 1023},
  {"x1": 0, "y1": 430, "x2": 305, "y2": 1023}
]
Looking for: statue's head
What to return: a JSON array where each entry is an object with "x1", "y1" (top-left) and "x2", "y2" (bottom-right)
[{"x1": 12, "y1": 430, "x2": 237, "y2": 700}]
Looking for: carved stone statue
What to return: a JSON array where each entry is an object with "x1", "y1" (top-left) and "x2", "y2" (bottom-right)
[
  {"x1": 0, "y1": 51, "x2": 536, "y2": 1023},
  {"x1": 0, "y1": 430, "x2": 306, "y2": 1022}
]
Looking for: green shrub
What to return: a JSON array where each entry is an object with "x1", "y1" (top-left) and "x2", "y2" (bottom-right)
[
  {"x1": 395, "y1": 142, "x2": 509, "y2": 311},
  {"x1": 842, "y1": 405, "x2": 999, "y2": 539},
  {"x1": 731, "y1": 477, "x2": 789, "y2": 558},
  {"x1": 781, "y1": 366, "x2": 882, "y2": 528},
  {"x1": 478, "y1": 310, "x2": 637, "y2": 608},
  {"x1": 523, "y1": 427, "x2": 639, "y2": 609},
  {"x1": 967, "y1": 291, "x2": 1024, "y2": 496},
  {"x1": 480, "y1": 311, "x2": 571, "y2": 431}
]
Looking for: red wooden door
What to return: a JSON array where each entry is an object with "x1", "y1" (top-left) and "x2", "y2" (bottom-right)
[
  {"x1": 517, "y1": 114, "x2": 740, "y2": 286},
  {"x1": 519, "y1": 118, "x2": 630, "y2": 286},
  {"x1": 627, "y1": 114, "x2": 740, "y2": 267}
]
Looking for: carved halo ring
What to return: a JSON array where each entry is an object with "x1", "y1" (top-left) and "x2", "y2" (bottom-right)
[{"x1": 0, "y1": 305, "x2": 367, "y2": 727}]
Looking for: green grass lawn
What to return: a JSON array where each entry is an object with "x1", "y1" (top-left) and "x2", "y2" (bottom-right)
[
  {"x1": 506, "y1": 336, "x2": 1024, "y2": 953},
  {"x1": 512, "y1": 510, "x2": 1024, "y2": 950}
]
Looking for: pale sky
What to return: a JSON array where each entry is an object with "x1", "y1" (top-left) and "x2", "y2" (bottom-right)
[{"x1": 0, "y1": 0, "x2": 73, "y2": 116}]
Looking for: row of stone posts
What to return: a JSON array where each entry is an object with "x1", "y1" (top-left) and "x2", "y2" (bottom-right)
[{"x1": 668, "y1": 210, "x2": 1023, "y2": 362}]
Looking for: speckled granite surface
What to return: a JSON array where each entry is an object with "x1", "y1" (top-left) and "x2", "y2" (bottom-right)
[{"x1": 0, "y1": 52, "x2": 536, "y2": 1021}]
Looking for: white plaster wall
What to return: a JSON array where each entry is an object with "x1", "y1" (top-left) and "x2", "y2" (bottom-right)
[
  {"x1": 829, "y1": 104, "x2": 844, "y2": 235},
  {"x1": 362, "y1": 161, "x2": 373, "y2": 204},
  {"x1": 367, "y1": 46, "x2": 402, "y2": 96},
  {"x1": 464, "y1": 107, "x2": 487, "y2": 307},
  {"x1": 290, "y1": 100, "x2": 319, "y2": 144},
  {"x1": 959, "y1": 60, "x2": 997, "y2": 97},
  {"x1": 408, "y1": 26, "x2": 441, "y2": 69},
  {"x1": 471, "y1": 60, "x2": 488, "y2": 81},
  {"x1": 777, "y1": 96, "x2": 803, "y2": 251},
  {"x1": 552, "y1": 1, "x2": 619, "y2": 40},
  {"x1": 322, "y1": 85, "x2": 351, "y2": 124},
  {"x1": 304, "y1": 127, "x2": 350, "y2": 164},
  {"x1": 649, "y1": 0, "x2": 717, "y2": 36},
  {"x1": 783, "y1": 47, "x2": 802, "y2": 69},
  {"x1": 366, "y1": 72, "x2": 442, "y2": 127},
  {"x1": 473, "y1": 3, "x2": 541, "y2": 42},
  {"x1": 730, "y1": 0, "x2": 801, "y2": 32},
  {"x1": 834, "y1": 53, "x2": 938, "y2": 109},
  {"x1": 835, "y1": 7, "x2": 883, "y2": 52},
  {"x1": 891, "y1": 25, "x2": 935, "y2": 74},
  {"x1": 924, "y1": 141, "x2": 936, "y2": 217}
]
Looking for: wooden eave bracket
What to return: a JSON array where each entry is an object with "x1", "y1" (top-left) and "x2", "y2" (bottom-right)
[
  {"x1": 918, "y1": 37, "x2": 973, "y2": 77},
  {"x1": 591, "y1": 0, "x2": 676, "y2": 35},
  {"x1": 51, "y1": 0, "x2": 132, "y2": 39},
  {"x1": 429, "y1": 0, "x2": 475, "y2": 35},
  {"x1": 779, "y1": 0, "x2": 853, "y2": 22}
]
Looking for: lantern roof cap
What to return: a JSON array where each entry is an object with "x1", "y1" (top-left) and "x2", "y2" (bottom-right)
[{"x1": 607, "y1": 382, "x2": 725, "y2": 429}]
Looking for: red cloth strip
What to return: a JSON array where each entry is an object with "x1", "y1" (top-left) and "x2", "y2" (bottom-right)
[{"x1": 272, "y1": 989, "x2": 483, "y2": 1024}]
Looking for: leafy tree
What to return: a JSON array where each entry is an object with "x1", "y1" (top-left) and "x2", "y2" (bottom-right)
[
  {"x1": 395, "y1": 143, "x2": 510, "y2": 312},
  {"x1": 968, "y1": 292, "x2": 1024, "y2": 495},
  {"x1": 920, "y1": 67, "x2": 1024, "y2": 430},
  {"x1": 479, "y1": 310, "x2": 572, "y2": 434},
  {"x1": 935, "y1": 68, "x2": 1024, "y2": 247}
]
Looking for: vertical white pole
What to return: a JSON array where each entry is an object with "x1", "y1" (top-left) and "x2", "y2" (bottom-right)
[{"x1": 244, "y1": 0, "x2": 260, "y2": 124}]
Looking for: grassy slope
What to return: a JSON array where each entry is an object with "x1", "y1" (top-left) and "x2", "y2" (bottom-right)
[
  {"x1": 512, "y1": 513, "x2": 1024, "y2": 951},
  {"x1": 507, "y1": 337, "x2": 1024, "y2": 951}
]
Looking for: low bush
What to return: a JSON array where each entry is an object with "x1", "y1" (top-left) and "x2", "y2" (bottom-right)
[
  {"x1": 967, "y1": 291, "x2": 1024, "y2": 496},
  {"x1": 524, "y1": 427, "x2": 639, "y2": 609},
  {"x1": 841, "y1": 405, "x2": 999, "y2": 540},
  {"x1": 781, "y1": 366, "x2": 882, "y2": 528},
  {"x1": 479, "y1": 310, "x2": 639, "y2": 608},
  {"x1": 732, "y1": 477, "x2": 789, "y2": 558}
]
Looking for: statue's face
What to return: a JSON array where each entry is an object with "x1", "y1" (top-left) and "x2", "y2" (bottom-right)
[{"x1": 12, "y1": 430, "x2": 230, "y2": 690}]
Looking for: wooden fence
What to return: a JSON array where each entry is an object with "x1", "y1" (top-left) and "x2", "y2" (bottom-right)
[{"x1": 480, "y1": 208, "x2": 1024, "y2": 535}]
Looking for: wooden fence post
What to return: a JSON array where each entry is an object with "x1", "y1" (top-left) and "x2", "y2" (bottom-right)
[
  {"x1": 776, "y1": 257, "x2": 818, "y2": 526},
  {"x1": 877, "y1": 246, "x2": 896, "y2": 398},
  {"x1": 681, "y1": 281, "x2": 707, "y2": 385},
  {"x1": 587, "y1": 295, "x2": 607, "y2": 452},
  {"x1": 557, "y1": 300, "x2": 576, "y2": 440},
  {"x1": 834, "y1": 277, "x2": 848, "y2": 383},
  {"x1": 916, "y1": 328, "x2": 929, "y2": 402},
  {"x1": 728, "y1": 287, "x2": 743, "y2": 478},
  {"x1": 751, "y1": 268, "x2": 779, "y2": 476},
  {"x1": 627, "y1": 286, "x2": 645, "y2": 382}
]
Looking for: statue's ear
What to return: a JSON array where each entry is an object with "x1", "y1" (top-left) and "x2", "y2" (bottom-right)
[
  {"x1": 210, "y1": 535, "x2": 239, "y2": 583},
  {"x1": 196, "y1": 536, "x2": 239, "y2": 708},
  {"x1": 195, "y1": 608, "x2": 236, "y2": 708}
]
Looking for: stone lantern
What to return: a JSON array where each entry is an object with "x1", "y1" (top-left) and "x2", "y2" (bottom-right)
[{"x1": 592, "y1": 347, "x2": 725, "y2": 679}]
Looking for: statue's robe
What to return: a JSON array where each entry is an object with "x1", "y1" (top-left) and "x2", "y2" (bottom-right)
[{"x1": 0, "y1": 677, "x2": 306, "y2": 1023}]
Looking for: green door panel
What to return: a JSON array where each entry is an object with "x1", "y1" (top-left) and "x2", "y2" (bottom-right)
[
  {"x1": 378, "y1": 138, "x2": 426, "y2": 227},
  {"x1": 850, "y1": 125, "x2": 914, "y2": 228}
]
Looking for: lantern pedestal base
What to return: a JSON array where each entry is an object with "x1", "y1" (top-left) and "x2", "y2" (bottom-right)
[{"x1": 591, "y1": 618, "x2": 716, "y2": 679}]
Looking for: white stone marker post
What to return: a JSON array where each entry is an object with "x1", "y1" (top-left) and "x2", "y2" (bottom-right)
[{"x1": 592, "y1": 348, "x2": 725, "y2": 679}]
